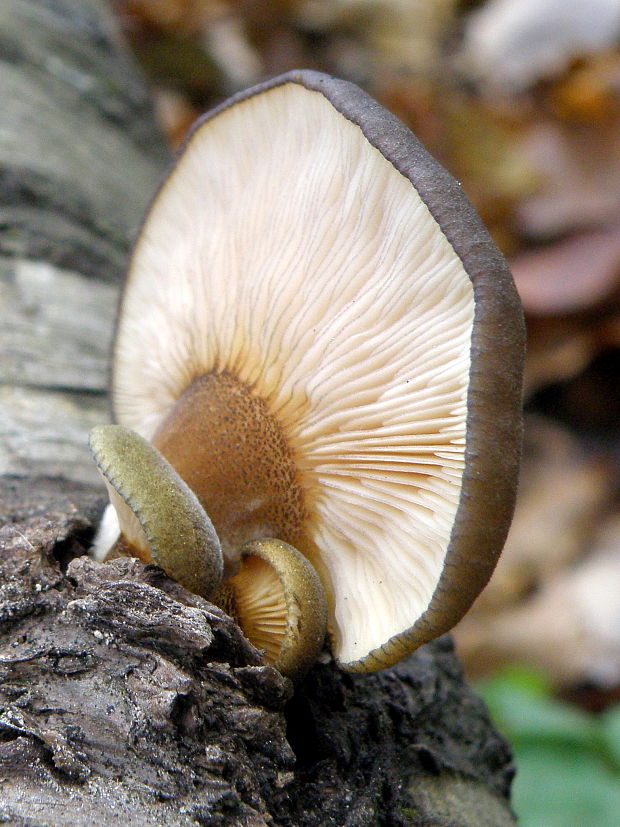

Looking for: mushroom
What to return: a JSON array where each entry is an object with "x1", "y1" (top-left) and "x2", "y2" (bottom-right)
[
  {"x1": 90, "y1": 424, "x2": 327, "y2": 681},
  {"x1": 220, "y1": 538, "x2": 328, "y2": 682},
  {"x1": 89, "y1": 424, "x2": 223, "y2": 597},
  {"x1": 94, "y1": 70, "x2": 524, "y2": 675}
]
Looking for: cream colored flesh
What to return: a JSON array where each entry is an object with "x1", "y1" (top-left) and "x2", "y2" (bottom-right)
[
  {"x1": 230, "y1": 555, "x2": 288, "y2": 666},
  {"x1": 113, "y1": 82, "x2": 475, "y2": 667}
]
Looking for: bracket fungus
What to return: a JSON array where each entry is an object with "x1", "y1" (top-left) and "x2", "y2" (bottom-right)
[{"x1": 91, "y1": 70, "x2": 524, "y2": 678}]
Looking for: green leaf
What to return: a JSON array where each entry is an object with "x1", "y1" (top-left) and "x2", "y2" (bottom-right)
[
  {"x1": 480, "y1": 664, "x2": 552, "y2": 697},
  {"x1": 477, "y1": 669, "x2": 620, "y2": 826},
  {"x1": 599, "y1": 706, "x2": 620, "y2": 771},
  {"x1": 512, "y1": 742, "x2": 620, "y2": 827},
  {"x1": 479, "y1": 671, "x2": 595, "y2": 748}
]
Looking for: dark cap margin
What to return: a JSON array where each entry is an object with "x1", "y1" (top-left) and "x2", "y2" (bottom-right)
[{"x1": 132, "y1": 70, "x2": 526, "y2": 669}]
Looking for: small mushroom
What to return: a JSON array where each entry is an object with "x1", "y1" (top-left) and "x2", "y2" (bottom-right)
[
  {"x1": 220, "y1": 539, "x2": 328, "y2": 682},
  {"x1": 97, "y1": 70, "x2": 524, "y2": 674},
  {"x1": 89, "y1": 424, "x2": 223, "y2": 597},
  {"x1": 90, "y1": 424, "x2": 328, "y2": 681}
]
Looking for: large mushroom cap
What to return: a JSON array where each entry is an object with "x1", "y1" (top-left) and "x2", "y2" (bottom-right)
[{"x1": 113, "y1": 70, "x2": 524, "y2": 671}]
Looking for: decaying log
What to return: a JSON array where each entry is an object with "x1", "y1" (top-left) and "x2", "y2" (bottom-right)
[
  {"x1": 0, "y1": 1, "x2": 516, "y2": 824},
  {"x1": 0, "y1": 476, "x2": 515, "y2": 825},
  {"x1": 0, "y1": 0, "x2": 167, "y2": 482}
]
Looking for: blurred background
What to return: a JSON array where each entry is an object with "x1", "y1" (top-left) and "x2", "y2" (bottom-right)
[{"x1": 109, "y1": 1, "x2": 620, "y2": 823}]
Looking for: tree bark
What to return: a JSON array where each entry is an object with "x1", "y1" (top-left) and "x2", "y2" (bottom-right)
[
  {"x1": 0, "y1": 0, "x2": 167, "y2": 482},
  {"x1": 0, "y1": 2, "x2": 516, "y2": 824}
]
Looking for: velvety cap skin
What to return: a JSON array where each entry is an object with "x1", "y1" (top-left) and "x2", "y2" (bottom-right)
[
  {"x1": 111, "y1": 70, "x2": 525, "y2": 672},
  {"x1": 89, "y1": 425, "x2": 223, "y2": 597}
]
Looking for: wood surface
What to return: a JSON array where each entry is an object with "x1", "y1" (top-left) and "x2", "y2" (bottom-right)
[{"x1": 0, "y1": 2, "x2": 516, "y2": 823}]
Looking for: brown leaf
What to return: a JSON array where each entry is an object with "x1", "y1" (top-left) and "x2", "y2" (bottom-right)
[
  {"x1": 517, "y1": 120, "x2": 620, "y2": 237},
  {"x1": 512, "y1": 225, "x2": 620, "y2": 315},
  {"x1": 494, "y1": 418, "x2": 609, "y2": 597},
  {"x1": 456, "y1": 515, "x2": 620, "y2": 688},
  {"x1": 463, "y1": 0, "x2": 620, "y2": 92}
]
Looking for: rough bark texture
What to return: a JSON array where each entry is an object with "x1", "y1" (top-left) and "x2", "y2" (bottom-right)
[
  {"x1": 0, "y1": 476, "x2": 515, "y2": 826},
  {"x1": 0, "y1": 1, "x2": 516, "y2": 824},
  {"x1": 0, "y1": 0, "x2": 167, "y2": 482}
]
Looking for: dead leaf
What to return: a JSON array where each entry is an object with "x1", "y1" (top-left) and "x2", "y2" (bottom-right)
[
  {"x1": 456, "y1": 515, "x2": 620, "y2": 688},
  {"x1": 470, "y1": 416, "x2": 612, "y2": 612},
  {"x1": 517, "y1": 119, "x2": 620, "y2": 237},
  {"x1": 463, "y1": 0, "x2": 620, "y2": 92},
  {"x1": 512, "y1": 226, "x2": 620, "y2": 315},
  {"x1": 153, "y1": 88, "x2": 201, "y2": 149}
]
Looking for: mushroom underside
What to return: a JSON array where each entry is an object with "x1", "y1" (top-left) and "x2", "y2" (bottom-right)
[{"x1": 99, "y1": 72, "x2": 523, "y2": 673}]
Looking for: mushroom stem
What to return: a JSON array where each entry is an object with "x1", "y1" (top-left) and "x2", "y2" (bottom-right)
[
  {"x1": 89, "y1": 425, "x2": 224, "y2": 598},
  {"x1": 151, "y1": 370, "x2": 307, "y2": 576}
]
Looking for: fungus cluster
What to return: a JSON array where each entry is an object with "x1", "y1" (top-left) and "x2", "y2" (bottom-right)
[{"x1": 91, "y1": 70, "x2": 524, "y2": 681}]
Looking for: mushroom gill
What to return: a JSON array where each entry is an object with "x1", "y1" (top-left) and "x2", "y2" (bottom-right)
[
  {"x1": 109, "y1": 72, "x2": 524, "y2": 671},
  {"x1": 224, "y1": 539, "x2": 327, "y2": 681}
]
